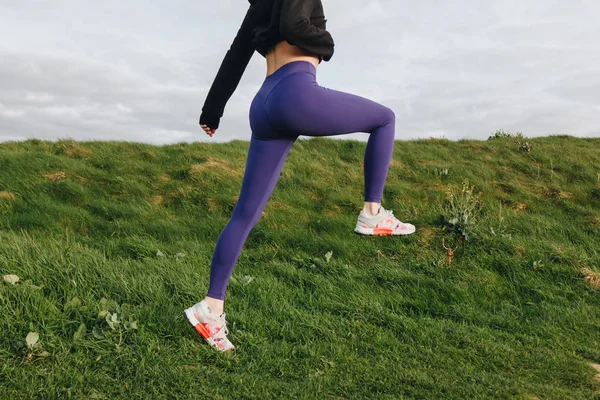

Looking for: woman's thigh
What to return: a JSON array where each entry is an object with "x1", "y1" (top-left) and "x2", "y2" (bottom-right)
[
  {"x1": 265, "y1": 73, "x2": 395, "y2": 137},
  {"x1": 233, "y1": 135, "x2": 297, "y2": 225}
]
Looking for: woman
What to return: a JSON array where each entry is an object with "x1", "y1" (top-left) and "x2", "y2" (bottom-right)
[{"x1": 185, "y1": 0, "x2": 416, "y2": 352}]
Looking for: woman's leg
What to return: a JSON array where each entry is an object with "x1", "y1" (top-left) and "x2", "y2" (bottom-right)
[
  {"x1": 204, "y1": 135, "x2": 297, "y2": 308},
  {"x1": 265, "y1": 70, "x2": 396, "y2": 206}
]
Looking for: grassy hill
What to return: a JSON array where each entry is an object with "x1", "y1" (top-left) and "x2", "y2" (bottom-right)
[{"x1": 1, "y1": 134, "x2": 600, "y2": 399}]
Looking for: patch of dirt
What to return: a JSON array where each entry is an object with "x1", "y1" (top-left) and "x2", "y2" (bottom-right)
[
  {"x1": 580, "y1": 268, "x2": 600, "y2": 289},
  {"x1": 542, "y1": 186, "x2": 572, "y2": 201},
  {"x1": 266, "y1": 200, "x2": 290, "y2": 211},
  {"x1": 189, "y1": 157, "x2": 243, "y2": 177},
  {"x1": 416, "y1": 227, "x2": 435, "y2": 247},
  {"x1": 149, "y1": 195, "x2": 164, "y2": 206},
  {"x1": 142, "y1": 150, "x2": 158, "y2": 160},
  {"x1": 513, "y1": 245, "x2": 526, "y2": 257},
  {"x1": 206, "y1": 198, "x2": 218, "y2": 211},
  {"x1": 465, "y1": 144, "x2": 494, "y2": 153},
  {"x1": 297, "y1": 215, "x2": 309, "y2": 223},
  {"x1": 167, "y1": 187, "x2": 193, "y2": 202},
  {"x1": 324, "y1": 204, "x2": 342, "y2": 216},
  {"x1": 280, "y1": 169, "x2": 293, "y2": 179},
  {"x1": 390, "y1": 159, "x2": 404, "y2": 169},
  {"x1": 309, "y1": 191, "x2": 322, "y2": 201},
  {"x1": 159, "y1": 173, "x2": 170, "y2": 183},
  {"x1": 64, "y1": 144, "x2": 92, "y2": 159},
  {"x1": 0, "y1": 191, "x2": 15, "y2": 200},
  {"x1": 44, "y1": 171, "x2": 66, "y2": 182},
  {"x1": 514, "y1": 203, "x2": 527, "y2": 211},
  {"x1": 428, "y1": 183, "x2": 447, "y2": 191},
  {"x1": 418, "y1": 159, "x2": 439, "y2": 166},
  {"x1": 515, "y1": 179, "x2": 533, "y2": 189},
  {"x1": 589, "y1": 362, "x2": 600, "y2": 380}
]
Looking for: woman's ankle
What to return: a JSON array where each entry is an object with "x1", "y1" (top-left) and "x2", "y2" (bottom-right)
[
  {"x1": 363, "y1": 202, "x2": 381, "y2": 217},
  {"x1": 203, "y1": 296, "x2": 224, "y2": 316}
]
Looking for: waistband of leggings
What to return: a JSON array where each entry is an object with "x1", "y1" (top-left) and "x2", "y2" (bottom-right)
[{"x1": 265, "y1": 60, "x2": 316, "y2": 81}]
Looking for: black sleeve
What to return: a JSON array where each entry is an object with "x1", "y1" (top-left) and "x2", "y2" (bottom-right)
[
  {"x1": 199, "y1": 4, "x2": 259, "y2": 130},
  {"x1": 279, "y1": 0, "x2": 334, "y2": 61}
]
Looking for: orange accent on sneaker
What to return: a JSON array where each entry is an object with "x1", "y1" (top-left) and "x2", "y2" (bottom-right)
[
  {"x1": 362, "y1": 224, "x2": 368, "y2": 228},
  {"x1": 193, "y1": 323, "x2": 211, "y2": 339},
  {"x1": 373, "y1": 227, "x2": 393, "y2": 236}
]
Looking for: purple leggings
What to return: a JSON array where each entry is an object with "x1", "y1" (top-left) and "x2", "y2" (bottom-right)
[{"x1": 206, "y1": 61, "x2": 395, "y2": 300}]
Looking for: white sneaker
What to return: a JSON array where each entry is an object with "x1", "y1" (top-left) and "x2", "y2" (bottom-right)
[
  {"x1": 354, "y1": 206, "x2": 416, "y2": 236},
  {"x1": 184, "y1": 300, "x2": 235, "y2": 352}
]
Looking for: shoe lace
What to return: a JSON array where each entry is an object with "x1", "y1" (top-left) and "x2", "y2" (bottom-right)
[
  {"x1": 212, "y1": 314, "x2": 230, "y2": 342},
  {"x1": 382, "y1": 207, "x2": 395, "y2": 219},
  {"x1": 383, "y1": 208, "x2": 402, "y2": 227}
]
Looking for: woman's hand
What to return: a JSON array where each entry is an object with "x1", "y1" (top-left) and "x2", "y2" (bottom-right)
[{"x1": 200, "y1": 124, "x2": 216, "y2": 138}]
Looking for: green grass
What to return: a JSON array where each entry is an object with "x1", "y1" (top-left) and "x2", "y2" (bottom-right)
[{"x1": 1, "y1": 135, "x2": 600, "y2": 399}]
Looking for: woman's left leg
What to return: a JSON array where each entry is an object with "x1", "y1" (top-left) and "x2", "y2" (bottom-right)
[
  {"x1": 185, "y1": 134, "x2": 296, "y2": 352},
  {"x1": 205, "y1": 135, "x2": 298, "y2": 302}
]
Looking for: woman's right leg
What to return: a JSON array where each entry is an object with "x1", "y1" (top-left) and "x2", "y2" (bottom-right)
[
  {"x1": 264, "y1": 62, "x2": 415, "y2": 237},
  {"x1": 265, "y1": 63, "x2": 396, "y2": 206}
]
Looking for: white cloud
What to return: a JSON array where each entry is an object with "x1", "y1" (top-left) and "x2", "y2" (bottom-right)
[
  {"x1": 116, "y1": 103, "x2": 133, "y2": 114},
  {"x1": 0, "y1": 103, "x2": 25, "y2": 118},
  {"x1": 1, "y1": 0, "x2": 599, "y2": 144},
  {"x1": 25, "y1": 92, "x2": 54, "y2": 103}
]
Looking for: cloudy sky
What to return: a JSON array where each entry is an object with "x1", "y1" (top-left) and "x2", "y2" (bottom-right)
[{"x1": 1, "y1": 0, "x2": 599, "y2": 144}]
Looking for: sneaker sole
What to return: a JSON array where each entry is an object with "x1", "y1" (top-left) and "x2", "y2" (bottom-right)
[{"x1": 354, "y1": 226, "x2": 416, "y2": 236}]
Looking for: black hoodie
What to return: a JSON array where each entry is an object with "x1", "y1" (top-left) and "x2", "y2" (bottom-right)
[{"x1": 199, "y1": 0, "x2": 335, "y2": 130}]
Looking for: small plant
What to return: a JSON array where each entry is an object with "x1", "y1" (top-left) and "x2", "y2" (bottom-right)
[
  {"x1": 3, "y1": 274, "x2": 19, "y2": 285},
  {"x1": 89, "y1": 297, "x2": 139, "y2": 340},
  {"x1": 433, "y1": 167, "x2": 452, "y2": 180},
  {"x1": 488, "y1": 203, "x2": 512, "y2": 239},
  {"x1": 518, "y1": 141, "x2": 532, "y2": 152},
  {"x1": 442, "y1": 237, "x2": 462, "y2": 265},
  {"x1": 156, "y1": 249, "x2": 186, "y2": 262},
  {"x1": 514, "y1": 132, "x2": 531, "y2": 152},
  {"x1": 488, "y1": 130, "x2": 532, "y2": 152},
  {"x1": 488, "y1": 129, "x2": 513, "y2": 140},
  {"x1": 441, "y1": 181, "x2": 483, "y2": 241}
]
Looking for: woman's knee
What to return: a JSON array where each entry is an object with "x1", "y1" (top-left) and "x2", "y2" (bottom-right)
[
  {"x1": 231, "y1": 202, "x2": 263, "y2": 230},
  {"x1": 381, "y1": 106, "x2": 395, "y2": 126}
]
